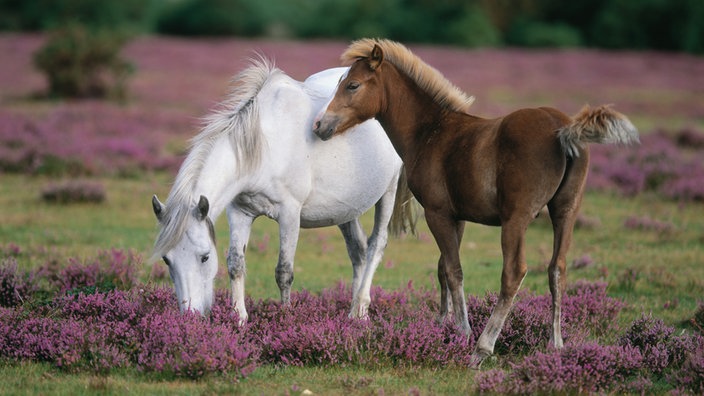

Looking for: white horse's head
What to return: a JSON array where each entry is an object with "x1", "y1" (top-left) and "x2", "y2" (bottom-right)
[{"x1": 152, "y1": 194, "x2": 218, "y2": 314}]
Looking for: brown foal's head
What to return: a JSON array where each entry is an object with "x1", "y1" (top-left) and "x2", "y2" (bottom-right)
[{"x1": 313, "y1": 44, "x2": 385, "y2": 141}]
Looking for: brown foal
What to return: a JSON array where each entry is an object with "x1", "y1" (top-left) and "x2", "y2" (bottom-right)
[{"x1": 313, "y1": 38, "x2": 639, "y2": 367}]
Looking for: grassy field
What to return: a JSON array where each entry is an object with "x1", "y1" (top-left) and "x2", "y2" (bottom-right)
[
  {"x1": 2, "y1": 174, "x2": 703, "y2": 394},
  {"x1": 1, "y1": 34, "x2": 704, "y2": 394}
]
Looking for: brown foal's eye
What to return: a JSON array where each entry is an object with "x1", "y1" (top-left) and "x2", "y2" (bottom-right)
[{"x1": 347, "y1": 81, "x2": 360, "y2": 91}]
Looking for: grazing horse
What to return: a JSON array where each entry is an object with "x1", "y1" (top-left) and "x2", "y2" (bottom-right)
[
  {"x1": 313, "y1": 38, "x2": 639, "y2": 366},
  {"x1": 152, "y1": 58, "x2": 413, "y2": 322}
]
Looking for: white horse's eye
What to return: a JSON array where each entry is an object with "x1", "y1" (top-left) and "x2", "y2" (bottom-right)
[
  {"x1": 162, "y1": 256, "x2": 171, "y2": 266},
  {"x1": 200, "y1": 254, "x2": 209, "y2": 263}
]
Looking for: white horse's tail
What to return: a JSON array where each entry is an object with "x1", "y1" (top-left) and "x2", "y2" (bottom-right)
[
  {"x1": 389, "y1": 166, "x2": 419, "y2": 237},
  {"x1": 558, "y1": 104, "x2": 640, "y2": 157}
]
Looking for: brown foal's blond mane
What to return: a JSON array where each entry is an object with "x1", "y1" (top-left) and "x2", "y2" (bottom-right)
[{"x1": 341, "y1": 38, "x2": 475, "y2": 113}]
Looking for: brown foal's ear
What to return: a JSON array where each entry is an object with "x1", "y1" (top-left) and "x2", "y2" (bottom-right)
[{"x1": 369, "y1": 44, "x2": 384, "y2": 70}]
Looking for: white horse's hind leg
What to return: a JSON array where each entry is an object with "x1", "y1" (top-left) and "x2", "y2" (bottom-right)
[
  {"x1": 351, "y1": 179, "x2": 397, "y2": 319},
  {"x1": 338, "y1": 219, "x2": 368, "y2": 317},
  {"x1": 227, "y1": 208, "x2": 254, "y2": 324},
  {"x1": 275, "y1": 207, "x2": 301, "y2": 306}
]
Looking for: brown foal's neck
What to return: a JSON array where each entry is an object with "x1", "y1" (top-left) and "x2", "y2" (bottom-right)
[{"x1": 374, "y1": 63, "x2": 447, "y2": 162}]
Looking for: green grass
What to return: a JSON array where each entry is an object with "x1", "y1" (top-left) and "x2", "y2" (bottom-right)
[
  {"x1": 0, "y1": 361, "x2": 483, "y2": 395},
  {"x1": 1, "y1": 173, "x2": 703, "y2": 394}
]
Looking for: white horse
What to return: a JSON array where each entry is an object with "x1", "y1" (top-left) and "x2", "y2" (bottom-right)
[{"x1": 151, "y1": 58, "x2": 412, "y2": 322}]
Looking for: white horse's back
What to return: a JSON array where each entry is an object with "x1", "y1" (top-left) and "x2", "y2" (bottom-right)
[{"x1": 256, "y1": 67, "x2": 401, "y2": 228}]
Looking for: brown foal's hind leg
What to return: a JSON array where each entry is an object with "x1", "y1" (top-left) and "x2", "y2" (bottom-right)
[
  {"x1": 546, "y1": 205, "x2": 578, "y2": 349},
  {"x1": 547, "y1": 159, "x2": 588, "y2": 348},
  {"x1": 472, "y1": 215, "x2": 530, "y2": 367},
  {"x1": 425, "y1": 210, "x2": 470, "y2": 335},
  {"x1": 437, "y1": 255, "x2": 451, "y2": 322}
]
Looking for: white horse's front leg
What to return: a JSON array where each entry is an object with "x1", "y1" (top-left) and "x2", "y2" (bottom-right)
[
  {"x1": 351, "y1": 179, "x2": 397, "y2": 319},
  {"x1": 338, "y1": 219, "x2": 368, "y2": 317},
  {"x1": 227, "y1": 207, "x2": 254, "y2": 324},
  {"x1": 276, "y1": 207, "x2": 301, "y2": 306}
]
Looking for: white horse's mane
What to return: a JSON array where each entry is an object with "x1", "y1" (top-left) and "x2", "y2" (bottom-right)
[{"x1": 153, "y1": 57, "x2": 279, "y2": 259}]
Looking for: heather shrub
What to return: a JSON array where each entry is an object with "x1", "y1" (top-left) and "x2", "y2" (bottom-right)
[
  {"x1": 1, "y1": 258, "x2": 700, "y2": 390},
  {"x1": 619, "y1": 314, "x2": 703, "y2": 375},
  {"x1": 469, "y1": 281, "x2": 624, "y2": 357},
  {"x1": 251, "y1": 287, "x2": 371, "y2": 366},
  {"x1": 571, "y1": 253, "x2": 594, "y2": 269},
  {"x1": 624, "y1": 215, "x2": 676, "y2": 234},
  {"x1": 676, "y1": 127, "x2": 704, "y2": 149},
  {"x1": 588, "y1": 129, "x2": 704, "y2": 201},
  {"x1": 33, "y1": 24, "x2": 133, "y2": 99},
  {"x1": 561, "y1": 280, "x2": 625, "y2": 338},
  {"x1": 693, "y1": 302, "x2": 704, "y2": 332},
  {"x1": 373, "y1": 314, "x2": 473, "y2": 367},
  {"x1": 0, "y1": 314, "x2": 109, "y2": 371},
  {"x1": 41, "y1": 179, "x2": 106, "y2": 204},
  {"x1": 0, "y1": 243, "x2": 22, "y2": 257},
  {"x1": 0, "y1": 105, "x2": 182, "y2": 177},
  {"x1": 37, "y1": 249, "x2": 140, "y2": 294},
  {"x1": 476, "y1": 343, "x2": 643, "y2": 394},
  {"x1": 670, "y1": 341, "x2": 704, "y2": 395},
  {"x1": 137, "y1": 309, "x2": 259, "y2": 378},
  {"x1": 0, "y1": 258, "x2": 38, "y2": 307}
]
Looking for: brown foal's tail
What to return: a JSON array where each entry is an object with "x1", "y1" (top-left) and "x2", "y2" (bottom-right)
[{"x1": 558, "y1": 104, "x2": 640, "y2": 157}]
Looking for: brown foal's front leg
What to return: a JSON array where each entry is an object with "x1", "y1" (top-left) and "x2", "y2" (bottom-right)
[{"x1": 425, "y1": 210, "x2": 470, "y2": 335}]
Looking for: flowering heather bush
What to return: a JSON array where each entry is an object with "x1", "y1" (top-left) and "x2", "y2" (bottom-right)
[
  {"x1": 693, "y1": 302, "x2": 704, "y2": 332},
  {"x1": 1, "y1": 250, "x2": 702, "y2": 389},
  {"x1": 571, "y1": 253, "x2": 594, "y2": 269},
  {"x1": 0, "y1": 243, "x2": 22, "y2": 257},
  {"x1": 619, "y1": 314, "x2": 703, "y2": 375},
  {"x1": 468, "y1": 281, "x2": 624, "y2": 356},
  {"x1": 36, "y1": 249, "x2": 140, "y2": 294},
  {"x1": 588, "y1": 128, "x2": 704, "y2": 201},
  {"x1": 624, "y1": 215, "x2": 676, "y2": 234},
  {"x1": 670, "y1": 342, "x2": 704, "y2": 395},
  {"x1": 0, "y1": 258, "x2": 38, "y2": 307},
  {"x1": 41, "y1": 179, "x2": 106, "y2": 204},
  {"x1": 477, "y1": 343, "x2": 644, "y2": 394},
  {"x1": 251, "y1": 287, "x2": 371, "y2": 366},
  {"x1": 137, "y1": 309, "x2": 258, "y2": 378},
  {"x1": 0, "y1": 105, "x2": 184, "y2": 177}
]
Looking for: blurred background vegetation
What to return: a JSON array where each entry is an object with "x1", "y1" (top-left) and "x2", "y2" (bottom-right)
[{"x1": 1, "y1": 0, "x2": 703, "y2": 53}]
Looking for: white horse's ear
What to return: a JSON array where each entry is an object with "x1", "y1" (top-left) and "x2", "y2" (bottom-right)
[
  {"x1": 369, "y1": 44, "x2": 384, "y2": 70},
  {"x1": 196, "y1": 195, "x2": 210, "y2": 221},
  {"x1": 152, "y1": 195, "x2": 165, "y2": 222}
]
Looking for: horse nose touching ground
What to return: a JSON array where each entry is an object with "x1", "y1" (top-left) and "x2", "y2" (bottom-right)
[{"x1": 315, "y1": 38, "x2": 639, "y2": 368}]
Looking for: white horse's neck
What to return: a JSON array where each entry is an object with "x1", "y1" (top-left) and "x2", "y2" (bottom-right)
[{"x1": 190, "y1": 133, "x2": 252, "y2": 221}]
